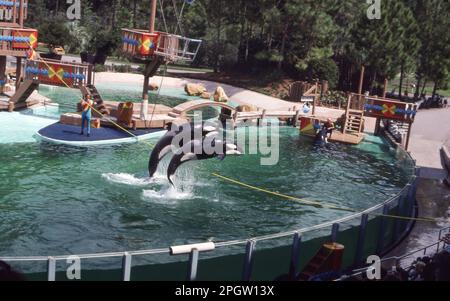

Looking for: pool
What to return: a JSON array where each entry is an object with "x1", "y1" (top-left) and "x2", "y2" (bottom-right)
[
  {"x1": 0, "y1": 85, "x2": 415, "y2": 275},
  {"x1": 0, "y1": 125, "x2": 413, "y2": 258}
]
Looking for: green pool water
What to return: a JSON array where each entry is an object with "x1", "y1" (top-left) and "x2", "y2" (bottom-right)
[{"x1": 0, "y1": 85, "x2": 414, "y2": 268}]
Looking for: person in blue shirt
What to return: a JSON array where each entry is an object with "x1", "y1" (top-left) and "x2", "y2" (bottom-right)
[{"x1": 80, "y1": 95, "x2": 94, "y2": 137}]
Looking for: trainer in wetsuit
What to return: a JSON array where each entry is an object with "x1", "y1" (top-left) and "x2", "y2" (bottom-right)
[
  {"x1": 80, "y1": 95, "x2": 94, "y2": 137},
  {"x1": 324, "y1": 118, "x2": 335, "y2": 142}
]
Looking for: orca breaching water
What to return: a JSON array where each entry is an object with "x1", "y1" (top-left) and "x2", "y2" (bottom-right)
[{"x1": 148, "y1": 121, "x2": 242, "y2": 185}]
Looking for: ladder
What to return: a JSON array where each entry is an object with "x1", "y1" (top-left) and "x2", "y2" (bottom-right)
[
  {"x1": 344, "y1": 109, "x2": 364, "y2": 134},
  {"x1": 297, "y1": 245, "x2": 335, "y2": 281},
  {"x1": 81, "y1": 84, "x2": 110, "y2": 116}
]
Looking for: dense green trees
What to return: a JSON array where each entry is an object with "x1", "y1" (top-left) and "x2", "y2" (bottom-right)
[{"x1": 27, "y1": 0, "x2": 449, "y2": 97}]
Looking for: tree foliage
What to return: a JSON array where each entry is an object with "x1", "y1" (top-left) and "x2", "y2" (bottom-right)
[{"x1": 27, "y1": 0, "x2": 449, "y2": 95}]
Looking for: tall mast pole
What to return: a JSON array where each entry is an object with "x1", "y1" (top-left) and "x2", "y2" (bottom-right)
[
  {"x1": 142, "y1": 0, "x2": 159, "y2": 115},
  {"x1": 150, "y1": 0, "x2": 157, "y2": 33}
]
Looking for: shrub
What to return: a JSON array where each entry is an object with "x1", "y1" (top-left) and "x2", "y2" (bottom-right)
[{"x1": 321, "y1": 90, "x2": 348, "y2": 109}]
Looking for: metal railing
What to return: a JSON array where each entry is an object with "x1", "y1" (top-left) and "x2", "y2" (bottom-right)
[
  {"x1": 336, "y1": 226, "x2": 450, "y2": 280},
  {"x1": 0, "y1": 143, "x2": 418, "y2": 281}
]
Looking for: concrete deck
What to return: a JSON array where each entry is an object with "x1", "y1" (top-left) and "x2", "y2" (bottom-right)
[
  {"x1": 383, "y1": 178, "x2": 450, "y2": 266},
  {"x1": 408, "y1": 107, "x2": 450, "y2": 179}
]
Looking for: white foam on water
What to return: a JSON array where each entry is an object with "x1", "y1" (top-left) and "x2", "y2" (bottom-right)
[
  {"x1": 102, "y1": 173, "x2": 154, "y2": 186},
  {"x1": 142, "y1": 185, "x2": 194, "y2": 203}
]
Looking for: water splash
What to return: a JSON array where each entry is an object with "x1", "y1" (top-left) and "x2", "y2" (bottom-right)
[
  {"x1": 142, "y1": 186, "x2": 194, "y2": 202},
  {"x1": 102, "y1": 173, "x2": 153, "y2": 186}
]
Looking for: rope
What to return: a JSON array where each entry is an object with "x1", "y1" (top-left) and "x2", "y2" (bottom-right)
[
  {"x1": 159, "y1": 0, "x2": 169, "y2": 33},
  {"x1": 211, "y1": 173, "x2": 437, "y2": 223},
  {"x1": 172, "y1": 0, "x2": 185, "y2": 36},
  {"x1": 372, "y1": 213, "x2": 436, "y2": 223},
  {"x1": 211, "y1": 172, "x2": 355, "y2": 212},
  {"x1": 146, "y1": 61, "x2": 167, "y2": 130}
]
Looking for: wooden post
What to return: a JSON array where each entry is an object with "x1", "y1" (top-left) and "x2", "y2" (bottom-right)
[
  {"x1": 8, "y1": 101, "x2": 14, "y2": 112},
  {"x1": 142, "y1": 0, "x2": 158, "y2": 101},
  {"x1": 12, "y1": 0, "x2": 17, "y2": 25},
  {"x1": 293, "y1": 110, "x2": 301, "y2": 127},
  {"x1": 405, "y1": 122, "x2": 412, "y2": 151},
  {"x1": 312, "y1": 96, "x2": 316, "y2": 115},
  {"x1": 374, "y1": 118, "x2": 380, "y2": 135},
  {"x1": 0, "y1": 56, "x2": 6, "y2": 94},
  {"x1": 15, "y1": 57, "x2": 22, "y2": 89},
  {"x1": 358, "y1": 65, "x2": 365, "y2": 96},
  {"x1": 149, "y1": 0, "x2": 157, "y2": 33},
  {"x1": 383, "y1": 78, "x2": 388, "y2": 98},
  {"x1": 87, "y1": 64, "x2": 93, "y2": 86},
  {"x1": 19, "y1": 0, "x2": 25, "y2": 27},
  {"x1": 258, "y1": 109, "x2": 266, "y2": 127}
]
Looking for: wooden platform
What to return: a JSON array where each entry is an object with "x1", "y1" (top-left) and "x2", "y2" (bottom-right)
[
  {"x1": 0, "y1": 98, "x2": 41, "y2": 111},
  {"x1": 329, "y1": 131, "x2": 365, "y2": 145},
  {"x1": 104, "y1": 101, "x2": 172, "y2": 117},
  {"x1": 0, "y1": 100, "x2": 9, "y2": 111},
  {"x1": 36, "y1": 123, "x2": 164, "y2": 147}
]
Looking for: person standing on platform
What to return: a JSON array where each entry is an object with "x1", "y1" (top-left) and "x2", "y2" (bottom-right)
[{"x1": 80, "y1": 95, "x2": 94, "y2": 137}]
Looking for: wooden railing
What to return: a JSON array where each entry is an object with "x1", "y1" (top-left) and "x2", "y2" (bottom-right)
[
  {"x1": 154, "y1": 34, "x2": 202, "y2": 62},
  {"x1": 121, "y1": 28, "x2": 160, "y2": 59},
  {"x1": 0, "y1": 27, "x2": 37, "y2": 56},
  {"x1": 0, "y1": 0, "x2": 29, "y2": 27},
  {"x1": 25, "y1": 59, "x2": 93, "y2": 88},
  {"x1": 121, "y1": 28, "x2": 202, "y2": 62},
  {"x1": 348, "y1": 93, "x2": 418, "y2": 122}
]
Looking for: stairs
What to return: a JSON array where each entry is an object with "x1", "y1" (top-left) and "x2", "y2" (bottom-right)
[
  {"x1": 297, "y1": 245, "x2": 335, "y2": 281},
  {"x1": 80, "y1": 84, "x2": 110, "y2": 116},
  {"x1": 344, "y1": 109, "x2": 364, "y2": 134},
  {"x1": 9, "y1": 79, "x2": 39, "y2": 104}
]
